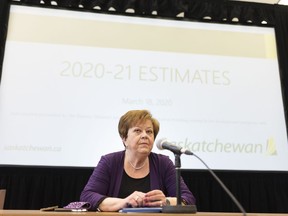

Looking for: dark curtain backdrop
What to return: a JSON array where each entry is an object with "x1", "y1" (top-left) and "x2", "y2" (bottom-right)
[{"x1": 1, "y1": 0, "x2": 288, "y2": 213}]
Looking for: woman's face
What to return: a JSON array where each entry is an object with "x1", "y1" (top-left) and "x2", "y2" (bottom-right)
[{"x1": 123, "y1": 119, "x2": 154, "y2": 155}]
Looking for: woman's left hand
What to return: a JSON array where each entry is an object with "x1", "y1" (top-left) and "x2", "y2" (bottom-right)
[{"x1": 143, "y1": 190, "x2": 166, "y2": 207}]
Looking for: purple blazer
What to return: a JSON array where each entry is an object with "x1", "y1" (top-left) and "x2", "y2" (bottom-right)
[{"x1": 80, "y1": 150, "x2": 196, "y2": 210}]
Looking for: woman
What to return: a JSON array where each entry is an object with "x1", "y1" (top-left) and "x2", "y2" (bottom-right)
[{"x1": 80, "y1": 110, "x2": 196, "y2": 211}]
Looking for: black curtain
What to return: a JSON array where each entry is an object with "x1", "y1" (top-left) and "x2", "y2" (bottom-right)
[
  {"x1": 0, "y1": 166, "x2": 92, "y2": 210},
  {"x1": 1, "y1": 167, "x2": 288, "y2": 212},
  {"x1": 1, "y1": 0, "x2": 288, "y2": 213}
]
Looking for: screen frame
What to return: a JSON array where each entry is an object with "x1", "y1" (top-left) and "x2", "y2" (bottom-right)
[{"x1": 0, "y1": 1, "x2": 287, "y2": 172}]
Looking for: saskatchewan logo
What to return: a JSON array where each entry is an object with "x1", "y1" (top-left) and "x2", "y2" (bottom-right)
[{"x1": 266, "y1": 137, "x2": 277, "y2": 155}]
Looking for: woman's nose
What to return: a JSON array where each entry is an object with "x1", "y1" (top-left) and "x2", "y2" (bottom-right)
[{"x1": 141, "y1": 131, "x2": 148, "y2": 138}]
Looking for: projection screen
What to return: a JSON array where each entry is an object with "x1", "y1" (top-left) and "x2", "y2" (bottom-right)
[{"x1": 0, "y1": 4, "x2": 288, "y2": 171}]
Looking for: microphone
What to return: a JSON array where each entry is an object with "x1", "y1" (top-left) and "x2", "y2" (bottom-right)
[
  {"x1": 156, "y1": 138, "x2": 193, "y2": 155},
  {"x1": 156, "y1": 138, "x2": 247, "y2": 216}
]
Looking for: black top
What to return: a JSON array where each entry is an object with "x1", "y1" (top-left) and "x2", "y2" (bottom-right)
[{"x1": 118, "y1": 169, "x2": 150, "y2": 198}]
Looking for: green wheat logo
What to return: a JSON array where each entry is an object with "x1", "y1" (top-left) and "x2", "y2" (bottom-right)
[{"x1": 266, "y1": 137, "x2": 277, "y2": 155}]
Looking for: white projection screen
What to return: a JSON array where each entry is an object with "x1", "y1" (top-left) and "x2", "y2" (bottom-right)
[{"x1": 0, "y1": 4, "x2": 288, "y2": 171}]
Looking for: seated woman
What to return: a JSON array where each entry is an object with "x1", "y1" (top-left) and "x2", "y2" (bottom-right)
[{"x1": 80, "y1": 109, "x2": 196, "y2": 212}]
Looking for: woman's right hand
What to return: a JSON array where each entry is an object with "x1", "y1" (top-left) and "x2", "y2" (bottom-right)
[
  {"x1": 125, "y1": 191, "x2": 146, "y2": 207},
  {"x1": 98, "y1": 191, "x2": 146, "y2": 211}
]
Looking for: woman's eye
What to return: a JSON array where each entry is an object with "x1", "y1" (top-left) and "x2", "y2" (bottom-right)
[
  {"x1": 146, "y1": 130, "x2": 153, "y2": 134},
  {"x1": 135, "y1": 129, "x2": 142, "y2": 133}
]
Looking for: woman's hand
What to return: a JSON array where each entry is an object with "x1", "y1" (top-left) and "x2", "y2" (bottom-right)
[
  {"x1": 98, "y1": 190, "x2": 168, "y2": 211},
  {"x1": 143, "y1": 189, "x2": 166, "y2": 207},
  {"x1": 125, "y1": 191, "x2": 146, "y2": 207},
  {"x1": 98, "y1": 191, "x2": 146, "y2": 212}
]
